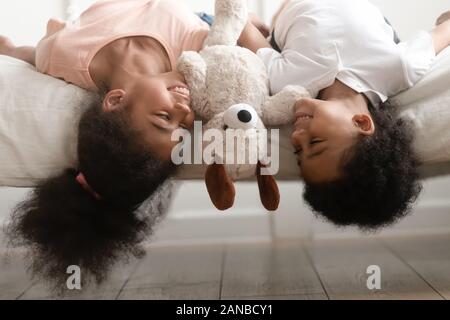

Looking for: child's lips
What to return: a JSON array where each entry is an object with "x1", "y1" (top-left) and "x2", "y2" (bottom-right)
[
  {"x1": 295, "y1": 111, "x2": 313, "y2": 118},
  {"x1": 294, "y1": 112, "x2": 313, "y2": 128},
  {"x1": 168, "y1": 85, "x2": 191, "y2": 104}
]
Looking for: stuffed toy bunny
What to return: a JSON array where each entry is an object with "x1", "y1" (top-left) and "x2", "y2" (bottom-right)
[{"x1": 177, "y1": 0, "x2": 309, "y2": 211}]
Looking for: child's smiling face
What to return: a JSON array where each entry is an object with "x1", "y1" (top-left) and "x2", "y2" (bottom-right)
[
  {"x1": 102, "y1": 71, "x2": 195, "y2": 162},
  {"x1": 128, "y1": 72, "x2": 195, "y2": 161},
  {"x1": 291, "y1": 85, "x2": 375, "y2": 183}
]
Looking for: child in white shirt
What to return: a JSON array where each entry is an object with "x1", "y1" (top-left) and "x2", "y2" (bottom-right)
[
  {"x1": 260, "y1": 0, "x2": 434, "y2": 106},
  {"x1": 239, "y1": 0, "x2": 450, "y2": 228}
]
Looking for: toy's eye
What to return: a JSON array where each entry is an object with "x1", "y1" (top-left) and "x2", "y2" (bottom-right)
[
  {"x1": 237, "y1": 110, "x2": 252, "y2": 123},
  {"x1": 223, "y1": 104, "x2": 259, "y2": 130}
]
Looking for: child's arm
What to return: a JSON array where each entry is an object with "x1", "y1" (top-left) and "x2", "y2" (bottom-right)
[
  {"x1": 238, "y1": 19, "x2": 317, "y2": 96},
  {"x1": 431, "y1": 17, "x2": 450, "y2": 55},
  {"x1": 0, "y1": 36, "x2": 36, "y2": 66},
  {"x1": 437, "y1": 11, "x2": 450, "y2": 27},
  {"x1": 240, "y1": 0, "x2": 291, "y2": 50},
  {"x1": 238, "y1": 22, "x2": 272, "y2": 53},
  {"x1": 249, "y1": 13, "x2": 271, "y2": 38}
]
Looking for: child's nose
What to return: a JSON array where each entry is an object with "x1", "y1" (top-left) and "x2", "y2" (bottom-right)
[
  {"x1": 295, "y1": 98, "x2": 317, "y2": 115},
  {"x1": 174, "y1": 103, "x2": 195, "y2": 128},
  {"x1": 297, "y1": 97, "x2": 316, "y2": 107},
  {"x1": 174, "y1": 102, "x2": 192, "y2": 115},
  {"x1": 291, "y1": 127, "x2": 308, "y2": 148}
]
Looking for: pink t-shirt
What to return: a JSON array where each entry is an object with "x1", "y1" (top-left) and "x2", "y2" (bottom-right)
[{"x1": 35, "y1": 0, "x2": 209, "y2": 91}]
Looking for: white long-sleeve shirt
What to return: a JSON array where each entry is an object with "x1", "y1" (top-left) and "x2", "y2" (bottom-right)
[{"x1": 257, "y1": 0, "x2": 436, "y2": 106}]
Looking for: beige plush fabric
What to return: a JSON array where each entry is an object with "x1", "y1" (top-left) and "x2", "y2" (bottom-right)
[{"x1": 177, "y1": 0, "x2": 309, "y2": 181}]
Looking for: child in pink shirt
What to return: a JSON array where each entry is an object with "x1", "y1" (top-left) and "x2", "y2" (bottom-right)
[
  {"x1": 35, "y1": 0, "x2": 209, "y2": 91},
  {"x1": 0, "y1": 0, "x2": 223, "y2": 289}
]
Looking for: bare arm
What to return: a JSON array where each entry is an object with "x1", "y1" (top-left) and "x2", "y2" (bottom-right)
[
  {"x1": 432, "y1": 16, "x2": 450, "y2": 55},
  {"x1": 0, "y1": 36, "x2": 36, "y2": 66},
  {"x1": 437, "y1": 10, "x2": 450, "y2": 26},
  {"x1": 249, "y1": 13, "x2": 271, "y2": 38},
  {"x1": 238, "y1": 21, "x2": 272, "y2": 54}
]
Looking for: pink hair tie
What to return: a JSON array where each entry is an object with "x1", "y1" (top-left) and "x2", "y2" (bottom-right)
[{"x1": 75, "y1": 173, "x2": 102, "y2": 200}]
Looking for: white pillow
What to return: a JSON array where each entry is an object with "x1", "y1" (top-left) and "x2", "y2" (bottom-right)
[
  {"x1": 0, "y1": 55, "x2": 95, "y2": 187},
  {"x1": 395, "y1": 46, "x2": 450, "y2": 163}
]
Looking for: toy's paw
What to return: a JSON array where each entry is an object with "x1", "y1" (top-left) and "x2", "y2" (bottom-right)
[
  {"x1": 177, "y1": 51, "x2": 205, "y2": 77},
  {"x1": 283, "y1": 85, "x2": 311, "y2": 100},
  {"x1": 177, "y1": 51, "x2": 210, "y2": 116},
  {"x1": 262, "y1": 85, "x2": 311, "y2": 126},
  {"x1": 177, "y1": 51, "x2": 206, "y2": 92}
]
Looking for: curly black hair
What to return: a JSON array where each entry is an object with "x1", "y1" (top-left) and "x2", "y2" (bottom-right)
[
  {"x1": 303, "y1": 102, "x2": 422, "y2": 230},
  {"x1": 5, "y1": 95, "x2": 176, "y2": 292}
]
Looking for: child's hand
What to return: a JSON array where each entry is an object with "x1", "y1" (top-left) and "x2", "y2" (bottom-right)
[
  {"x1": 431, "y1": 11, "x2": 450, "y2": 55},
  {"x1": 249, "y1": 13, "x2": 270, "y2": 38},
  {"x1": 437, "y1": 11, "x2": 450, "y2": 26},
  {"x1": 0, "y1": 35, "x2": 14, "y2": 55},
  {"x1": 238, "y1": 21, "x2": 272, "y2": 53}
]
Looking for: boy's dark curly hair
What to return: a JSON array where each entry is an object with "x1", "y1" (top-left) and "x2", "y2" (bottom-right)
[
  {"x1": 5, "y1": 95, "x2": 176, "y2": 291},
  {"x1": 303, "y1": 102, "x2": 422, "y2": 230}
]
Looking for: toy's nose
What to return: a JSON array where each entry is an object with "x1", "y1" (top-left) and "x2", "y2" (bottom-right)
[
  {"x1": 237, "y1": 110, "x2": 252, "y2": 123},
  {"x1": 224, "y1": 104, "x2": 259, "y2": 130}
]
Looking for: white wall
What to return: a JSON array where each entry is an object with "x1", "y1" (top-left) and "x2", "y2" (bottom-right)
[
  {"x1": 0, "y1": 0, "x2": 66, "y2": 46},
  {"x1": 371, "y1": 0, "x2": 449, "y2": 40},
  {"x1": 1, "y1": 0, "x2": 448, "y2": 44},
  {"x1": 262, "y1": 0, "x2": 449, "y2": 38}
]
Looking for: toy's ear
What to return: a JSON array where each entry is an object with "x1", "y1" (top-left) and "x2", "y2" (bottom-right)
[
  {"x1": 205, "y1": 163, "x2": 236, "y2": 211},
  {"x1": 256, "y1": 162, "x2": 280, "y2": 211},
  {"x1": 204, "y1": 0, "x2": 248, "y2": 46}
]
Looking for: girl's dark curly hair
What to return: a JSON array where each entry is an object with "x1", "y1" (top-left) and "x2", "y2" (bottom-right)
[
  {"x1": 303, "y1": 102, "x2": 422, "y2": 230},
  {"x1": 5, "y1": 96, "x2": 176, "y2": 290}
]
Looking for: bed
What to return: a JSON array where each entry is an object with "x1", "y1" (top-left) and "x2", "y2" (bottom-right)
[{"x1": 1, "y1": 48, "x2": 450, "y2": 187}]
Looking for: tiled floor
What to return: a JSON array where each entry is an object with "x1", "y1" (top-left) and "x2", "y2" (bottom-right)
[{"x1": 1, "y1": 234, "x2": 449, "y2": 300}]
